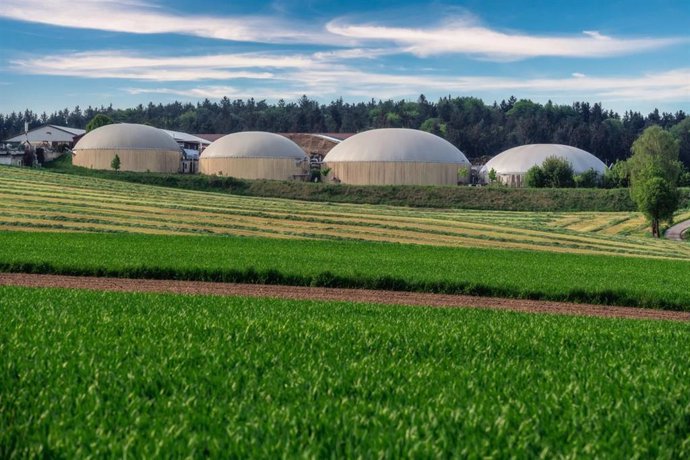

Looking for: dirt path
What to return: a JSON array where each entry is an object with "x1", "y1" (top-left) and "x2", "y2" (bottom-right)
[
  {"x1": 2, "y1": 273, "x2": 688, "y2": 322},
  {"x1": 666, "y1": 219, "x2": 690, "y2": 241}
]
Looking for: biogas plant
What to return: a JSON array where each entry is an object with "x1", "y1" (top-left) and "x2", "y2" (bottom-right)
[{"x1": 17, "y1": 122, "x2": 608, "y2": 187}]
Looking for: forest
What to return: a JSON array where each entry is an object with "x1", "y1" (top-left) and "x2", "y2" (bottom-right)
[{"x1": 2, "y1": 95, "x2": 689, "y2": 166}]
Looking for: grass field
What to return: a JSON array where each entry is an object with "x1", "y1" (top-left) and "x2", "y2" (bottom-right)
[
  {"x1": 4, "y1": 231, "x2": 690, "y2": 310},
  {"x1": 2, "y1": 286, "x2": 690, "y2": 458},
  {"x1": 2, "y1": 167, "x2": 689, "y2": 259}
]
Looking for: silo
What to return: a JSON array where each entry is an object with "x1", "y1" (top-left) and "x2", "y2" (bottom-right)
[
  {"x1": 73, "y1": 123, "x2": 181, "y2": 172},
  {"x1": 200, "y1": 132, "x2": 309, "y2": 180},
  {"x1": 480, "y1": 144, "x2": 607, "y2": 187},
  {"x1": 322, "y1": 128, "x2": 470, "y2": 185}
]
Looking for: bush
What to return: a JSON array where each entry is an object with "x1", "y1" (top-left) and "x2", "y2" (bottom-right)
[
  {"x1": 525, "y1": 165, "x2": 546, "y2": 187},
  {"x1": 526, "y1": 156, "x2": 575, "y2": 188},
  {"x1": 603, "y1": 160, "x2": 629, "y2": 188},
  {"x1": 574, "y1": 168, "x2": 600, "y2": 188},
  {"x1": 541, "y1": 156, "x2": 575, "y2": 188}
]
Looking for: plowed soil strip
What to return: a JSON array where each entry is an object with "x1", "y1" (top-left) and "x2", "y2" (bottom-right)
[{"x1": 1, "y1": 273, "x2": 688, "y2": 322}]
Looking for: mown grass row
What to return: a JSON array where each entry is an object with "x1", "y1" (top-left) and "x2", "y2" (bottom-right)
[
  {"x1": 3, "y1": 167, "x2": 689, "y2": 259},
  {"x1": 3, "y1": 286, "x2": 690, "y2": 458},
  {"x1": 3, "y1": 231, "x2": 690, "y2": 310},
  {"x1": 47, "y1": 154, "x2": 690, "y2": 212}
]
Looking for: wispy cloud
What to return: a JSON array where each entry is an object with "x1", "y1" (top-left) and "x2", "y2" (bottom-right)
[
  {"x1": 10, "y1": 51, "x2": 318, "y2": 81},
  {"x1": 10, "y1": 46, "x2": 690, "y2": 103},
  {"x1": 297, "y1": 68, "x2": 690, "y2": 102},
  {"x1": 0, "y1": 1, "x2": 683, "y2": 62},
  {"x1": 125, "y1": 85, "x2": 305, "y2": 100},
  {"x1": 123, "y1": 67, "x2": 690, "y2": 103},
  {"x1": 0, "y1": 0, "x2": 342, "y2": 45},
  {"x1": 326, "y1": 17, "x2": 683, "y2": 60}
]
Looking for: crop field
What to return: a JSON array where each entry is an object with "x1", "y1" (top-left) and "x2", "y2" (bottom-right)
[
  {"x1": 4, "y1": 231, "x2": 690, "y2": 309},
  {"x1": 2, "y1": 286, "x2": 690, "y2": 458},
  {"x1": 2, "y1": 168, "x2": 689, "y2": 259}
]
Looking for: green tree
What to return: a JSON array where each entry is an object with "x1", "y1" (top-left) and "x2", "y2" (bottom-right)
[
  {"x1": 630, "y1": 125, "x2": 681, "y2": 184},
  {"x1": 85, "y1": 114, "x2": 113, "y2": 132},
  {"x1": 574, "y1": 168, "x2": 600, "y2": 188},
  {"x1": 487, "y1": 168, "x2": 497, "y2": 184},
  {"x1": 457, "y1": 166, "x2": 470, "y2": 183},
  {"x1": 670, "y1": 117, "x2": 690, "y2": 167},
  {"x1": 629, "y1": 126, "x2": 681, "y2": 237},
  {"x1": 603, "y1": 160, "x2": 630, "y2": 188},
  {"x1": 633, "y1": 176, "x2": 678, "y2": 237},
  {"x1": 111, "y1": 154, "x2": 121, "y2": 172},
  {"x1": 540, "y1": 156, "x2": 575, "y2": 188},
  {"x1": 525, "y1": 165, "x2": 546, "y2": 187}
]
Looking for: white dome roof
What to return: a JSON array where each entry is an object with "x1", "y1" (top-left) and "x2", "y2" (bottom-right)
[
  {"x1": 481, "y1": 144, "x2": 606, "y2": 176},
  {"x1": 324, "y1": 128, "x2": 469, "y2": 164},
  {"x1": 201, "y1": 132, "x2": 307, "y2": 159},
  {"x1": 74, "y1": 123, "x2": 181, "y2": 151}
]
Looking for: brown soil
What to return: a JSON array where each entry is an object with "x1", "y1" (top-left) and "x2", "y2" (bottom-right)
[{"x1": 1, "y1": 273, "x2": 688, "y2": 322}]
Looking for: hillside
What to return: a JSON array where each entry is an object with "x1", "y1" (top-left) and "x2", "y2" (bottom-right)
[{"x1": 3, "y1": 167, "x2": 690, "y2": 259}]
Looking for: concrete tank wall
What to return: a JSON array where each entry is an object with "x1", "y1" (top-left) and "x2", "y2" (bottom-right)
[
  {"x1": 199, "y1": 157, "x2": 309, "y2": 180},
  {"x1": 73, "y1": 149, "x2": 181, "y2": 173},
  {"x1": 323, "y1": 161, "x2": 469, "y2": 185}
]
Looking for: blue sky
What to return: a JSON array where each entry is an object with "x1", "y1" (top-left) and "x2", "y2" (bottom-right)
[{"x1": 0, "y1": 0, "x2": 688, "y2": 115}]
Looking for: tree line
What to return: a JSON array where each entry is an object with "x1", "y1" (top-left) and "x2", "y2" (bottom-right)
[{"x1": 2, "y1": 95, "x2": 689, "y2": 166}]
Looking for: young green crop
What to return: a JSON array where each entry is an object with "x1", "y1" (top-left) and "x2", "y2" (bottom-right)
[
  {"x1": 2, "y1": 231, "x2": 690, "y2": 310},
  {"x1": 2, "y1": 286, "x2": 690, "y2": 457}
]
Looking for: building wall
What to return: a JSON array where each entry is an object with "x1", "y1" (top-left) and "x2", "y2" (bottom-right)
[
  {"x1": 199, "y1": 157, "x2": 309, "y2": 180},
  {"x1": 73, "y1": 149, "x2": 181, "y2": 173},
  {"x1": 323, "y1": 161, "x2": 469, "y2": 185},
  {"x1": 497, "y1": 174, "x2": 525, "y2": 187}
]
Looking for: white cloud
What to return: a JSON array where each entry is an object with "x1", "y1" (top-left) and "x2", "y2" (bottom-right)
[
  {"x1": 10, "y1": 51, "x2": 318, "y2": 81},
  {"x1": 124, "y1": 68, "x2": 690, "y2": 104},
  {"x1": 277, "y1": 67, "x2": 690, "y2": 102},
  {"x1": 0, "y1": 1, "x2": 683, "y2": 62},
  {"x1": 0, "y1": 0, "x2": 343, "y2": 45},
  {"x1": 125, "y1": 85, "x2": 305, "y2": 101},
  {"x1": 326, "y1": 17, "x2": 683, "y2": 60}
]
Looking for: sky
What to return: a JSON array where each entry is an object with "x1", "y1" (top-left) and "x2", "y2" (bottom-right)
[{"x1": 0, "y1": 0, "x2": 688, "y2": 115}]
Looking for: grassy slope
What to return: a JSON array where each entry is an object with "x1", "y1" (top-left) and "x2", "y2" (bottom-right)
[
  {"x1": 2, "y1": 287, "x2": 690, "y2": 458},
  {"x1": 3, "y1": 231, "x2": 690, "y2": 310},
  {"x1": 4, "y1": 167, "x2": 690, "y2": 258},
  {"x1": 46, "y1": 155, "x2": 673, "y2": 212}
]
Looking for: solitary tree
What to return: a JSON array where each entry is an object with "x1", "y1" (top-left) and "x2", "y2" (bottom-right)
[
  {"x1": 633, "y1": 176, "x2": 678, "y2": 237},
  {"x1": 86, "y1": 114, "x2": 114, "y2": 132},
  {"x1": 629, "y1": 126, "x2": 681, "y2": 237},
  {"x1": 111, "y1": 154, "x2": 121, "y2": 172}
]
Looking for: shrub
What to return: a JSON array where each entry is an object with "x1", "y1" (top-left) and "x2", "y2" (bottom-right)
[
  {"x1": 525, "y1": 165, "x2": 546, "y2": 187},
  {"x1": 110, "y1": 154, "x2": 121, "y2": 172},
  {"x1": 541, "y1": 156, "x2": 575, "y2": 188},
  {"x1": 574, "y1": 168, "x2": 600, "y2": 188}
]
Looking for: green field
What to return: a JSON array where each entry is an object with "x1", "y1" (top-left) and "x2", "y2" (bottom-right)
[
  {"x1": 3, "y1": 167, "x2": 690, "y2": 259},
  {"x1": 4, "y1": 231, "x2": 690, "y2": 310},
  {"x1": 2, "y1": 286, "x2": 690, "y2": 458}
]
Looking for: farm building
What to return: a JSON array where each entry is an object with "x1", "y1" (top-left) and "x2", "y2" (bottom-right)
[
  {"x1": 480, "y1": 144, "x2": 607, "y2": 187},
  {"x1": 4, "y1": 124, "x2": 85, "y2": 163},
  {"x1": 322, "y1": 128, "x2": 471, "y2": 185},
  {"x1": 4, "y1": 124, "x2": 85, "y2": 147},
  {"x1": 199, "y1": 132, "x2": 309, "y2": 180},
  {"x1": 72, "y1": 123, "x2": 182, "y2": 173}
]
